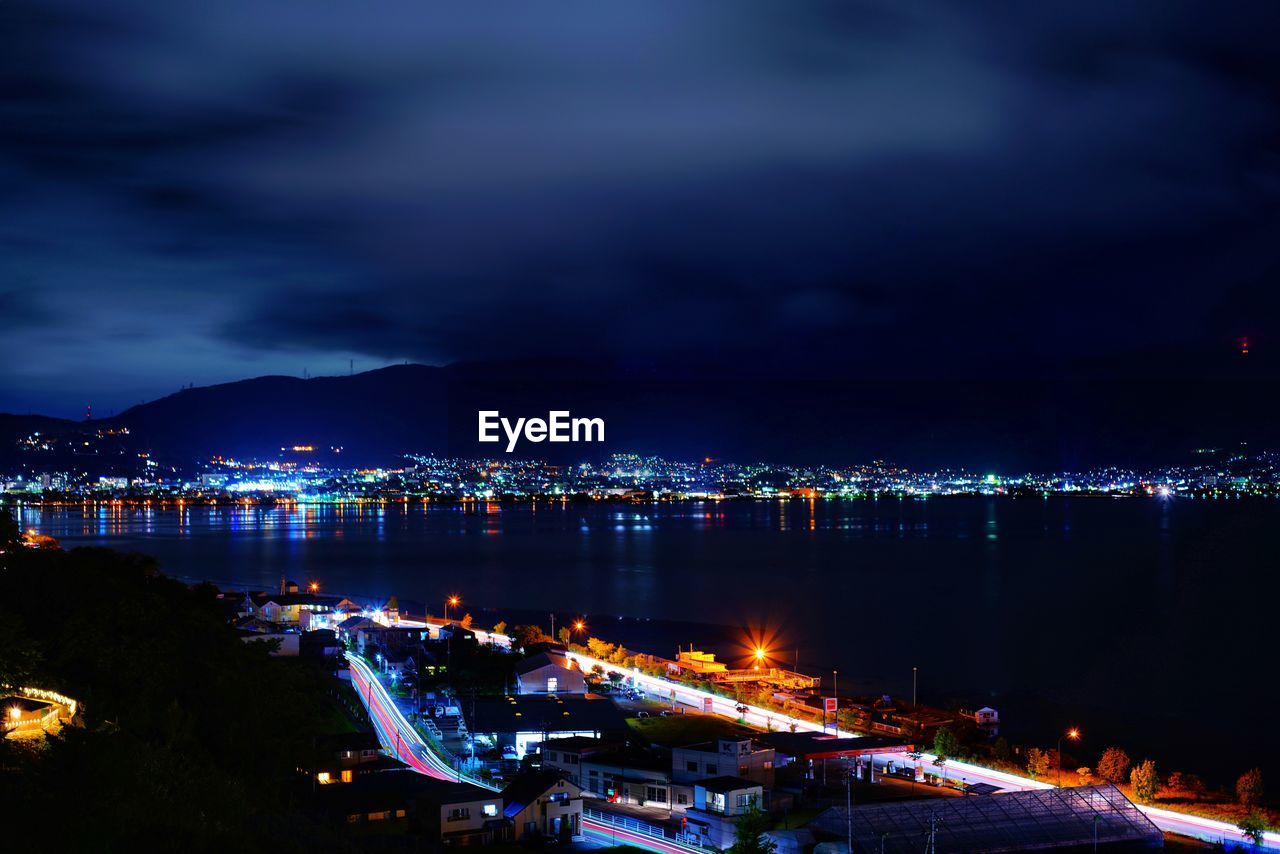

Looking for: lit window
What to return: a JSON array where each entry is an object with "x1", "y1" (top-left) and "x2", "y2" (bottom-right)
[
  {"x1": 341, "y1": 769, "x2": 353, "y2": 783},
  {"x1": 547, "y1": 677, "x2": 558, "y2": 692},
  {"x1": 317, "y1": 772, "x2": 332, "y2": 784},
  {"x1": 483, "y1": 804, "x2": 498, "y2": 817}
]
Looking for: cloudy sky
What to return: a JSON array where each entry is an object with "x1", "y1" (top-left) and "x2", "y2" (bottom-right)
[{"x1": 3, "y1": 1, "x2": 1277, "y2": 415}]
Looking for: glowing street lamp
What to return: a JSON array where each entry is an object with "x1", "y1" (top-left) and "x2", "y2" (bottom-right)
[
  {"x1": 573, "y1": 619, "x2": 587, "y2": 635},
  {"x1": 1058, "y1": 728, "x2": 1081, "y2": 787},
  {"x1": 445, "y1": 595, "x2": 460, "y2": 623},
  {"x1": 309, "y1": 581, "x2": 319, "y2": 593},
  {"x1": 9, "y1": 706, "x2": 21, "y2": 721}
]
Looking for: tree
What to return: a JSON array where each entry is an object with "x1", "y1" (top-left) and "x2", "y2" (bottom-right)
[
  {"x1": 1237, "y1": 768, "x2": 1265, "y2": 808},
  {"x1": 557, "y1": 626, "x2": 572, "y2": 646},
  {"x1": 510, "y1": 624, "x2": 549, "y2": 650},
  {"x1": 1167, "y1": 771, "x2": 1204, "y2": 798},
  {"x1": 727, "y1": 805, "x2": 777, "y2": 854},
  {"x1": 993, "y1": 737, "x2": 1013, "y2": 763},
  {"x1": 492, "y1": 620, "x2": 507, "y2": 636},
  {"x1": 1097, "y1": 747, "x2": 1131, "y2": 784},
  {"x1": 1076, "y1": 766, "x2": 1094, "y2": 786},
  {"x1": 932, "y1": 726, "x2": 960, "y2": 761},
  {"x1": 460, "y1": 613, "x2": 474, "y2": 629},
  {"x1": 1026, "y1": 748, "x2": 1053, "y2": 780},
  {"x1": 1130, "y1": 759, "x2": 1159, "y2": 803},
  {"x1": 1239, "y1": 811, "x2": 1266, "y2": 846},
  {"x1": 586, "y1": 637, "x2": 617, "y2": 661},
  {"x1": 0, "y1": 507, "x2": 19, "y2": 548}
]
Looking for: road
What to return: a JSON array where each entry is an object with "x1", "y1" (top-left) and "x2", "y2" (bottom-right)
[
  {"x1": 347, "y1": 652, "x2": 701, "y2": 854},
  {"x1": 374, "y1": 627, "x2": 1280, "y2": 851},
  {"x1": 562, "y1": 649, "x2": 1280, "y2": 851}
]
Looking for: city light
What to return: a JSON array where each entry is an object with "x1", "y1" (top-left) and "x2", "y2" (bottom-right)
[{"x1": 573, "y1": 619, "x2": 587, "y2": 633}]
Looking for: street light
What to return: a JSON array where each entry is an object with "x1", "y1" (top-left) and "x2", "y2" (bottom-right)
[
  {"x1": 573, "y1": 619, "x2": 587, "y2": 635},
  {"x1": 1058, "y1": 728, "x2": 1081, "y2": 787},
  {"x1": 445, "y1": 595, "x2": 460, "y2": 623},
  {"x1": 309, "y1": 581, "x2": 319, "y2": 592}
]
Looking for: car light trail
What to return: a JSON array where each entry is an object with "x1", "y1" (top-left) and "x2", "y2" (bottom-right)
[
  {"x1": 347, "y1": 652, "x2": 708, "y2": 854},
  {"x1": 563, "y1": 651, "x2": 1280, "y2": 850},
  {"x1": 355, "y1": 645, "x2": 1279, "y2": 850}
]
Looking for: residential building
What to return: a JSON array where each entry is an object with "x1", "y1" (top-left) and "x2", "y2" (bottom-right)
[
  {"x1": 502, "y1": 771, "x2": 585, "y2": 841},
  {"x1": 683, "y1": 777, "x2": 765, "y2": 850},
  {"x1": 516, "y1": 651, "x2": 587, "y2": 695},
  {"x1": 672, "y1": 737, "x2": 775, "y2": 788}
]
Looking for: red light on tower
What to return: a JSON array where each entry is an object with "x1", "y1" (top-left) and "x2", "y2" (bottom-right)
[{"x1": 1241, "y1": 336, "x2": 1249, "y2": 356}]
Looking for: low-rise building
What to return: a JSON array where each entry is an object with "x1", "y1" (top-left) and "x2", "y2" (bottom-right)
[
  {"x1": 673, "y1": 736, "x2": 775, "y2": 788},
  {"x1": 683, "y1": 776, "x2": 765, "y2": 850},
  {"x1": 516, "y1": 651, "x2": 587, "y2": 695},
  {"x1": 311, "y1": 770, "x2": 506, "y2": 843},
  {"x1": 467, "y1": 694, "x2": 627, "y2": 760},
  {"x1": 502, "y1": 771, "x2": 585, "y2": 841}
]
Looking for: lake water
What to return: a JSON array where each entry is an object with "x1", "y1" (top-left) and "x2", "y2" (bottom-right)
[{"x1": 18, "y1": 496, "x2": 1277, "y2": 781}]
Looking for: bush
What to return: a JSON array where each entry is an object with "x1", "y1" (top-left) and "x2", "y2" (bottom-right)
[
  {"x1": 1130, "y1": 759, "x2": 1159, "y2": 803},
  {"x1": 1097, "y1": 747, "x2": 1131, "y2": 784},
  {"x1": 1026, "y1": 747, "x2": 1053, "y2": 780},
  {"x1": 1237, "y1": 768, "x2": 1265, "y2": 808},
  {"x1": 1239, "y1": 811, "x2": 1266, "y2": 846},
  {"x1": 933, "y1": 726, "x2": 961, "y2": 761}
]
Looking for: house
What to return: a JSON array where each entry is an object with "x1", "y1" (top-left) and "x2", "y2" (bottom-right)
[
  {"x1": 672, "y1": 737, "x2": 775, "y2": 788},
  {"x1": 235, "y1": 618, "x2": 301, "y2": 656},
  {"x1": 968, "y1": 706, "x2": 1000, "y2": 737},
  {"x1": 467, "y1": 694, "x2": 627, "y2": 759},
  {"x1": 682, "y1": 776, "x2": 765, "y2": 850},
  {"x1": 250, "y1": 592, "x2": 342, "y2": 627},
  {"x1": 417, "y1": 778, "x2": 508, "y2": 845},
  {"x1": 355, "y1": 623, "x2": 427, "y2": 656},
  {"x1": 541, "y1": 735, "x2": 622, "y2": 787},
  {"x1": 502, "y1": 771, "x2": 585, "y2": 841},
  {"x1": 675, "y1": 649, "x2": 728, "y2": 675},
  {"x1": 300, "y1": 628, "x2": 342, "y2": 658},
  {"x1": 570, "y1": 746, "x2": 673, "y2": 809},
  {"x1": 311, "y1": 732, "x2": 404, "y2": 785},
  {"x1": 515, "y1": 651, "x2": 587, "y2": 695},
  {"x1": 311, "y1": 769, "x2": 506, "y2": 842}
]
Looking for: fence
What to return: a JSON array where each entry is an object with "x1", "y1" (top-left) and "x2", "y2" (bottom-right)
[{"x1": 583, "y1": 806, "x2": 709, "y2": 850}]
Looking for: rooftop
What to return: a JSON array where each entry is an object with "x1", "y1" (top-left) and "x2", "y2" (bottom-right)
[
  {"x1": 809, "y1": 784, "x2": 1162, "y2": 854},
  {"x1": 468, "y1": 694, "x2": 626, "y2": 735},
  {"x1": 696, "y1": 775, "x2": 762, "y2": 794},
  {"x1": 753, "y1": 731, "x2": 911, "y2": 759}
]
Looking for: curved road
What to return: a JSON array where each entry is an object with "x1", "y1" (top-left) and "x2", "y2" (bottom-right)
[
  {"x1": 354, "y1": 633, "x2": 1279, "y2": 851},
  {"x1": 348, "y1": 653, "x2": 701, "y2": 854}
]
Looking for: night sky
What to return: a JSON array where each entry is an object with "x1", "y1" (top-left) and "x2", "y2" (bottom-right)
[{"x1": 3, "y1": 1, "x2": 1278, "y2": 418}]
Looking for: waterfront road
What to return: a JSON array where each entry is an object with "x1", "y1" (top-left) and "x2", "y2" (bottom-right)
[
  {"x1": 370, "y1": 628, "x2": 1279, "y2": 851},
  {"x1": 561, "y1": 650, "x2": 1280, "y2": 851}
]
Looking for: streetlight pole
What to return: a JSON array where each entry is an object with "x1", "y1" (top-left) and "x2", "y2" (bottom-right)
[
  {"x1": 1058, "y1": 728, "x2": 1080, "y2": 788},
  {"x1": 913, "y1": 666, "x2": 918, "y2": 707},
  {"x1": 833, "y1": 670, "x2": 839, "y2": 734}
]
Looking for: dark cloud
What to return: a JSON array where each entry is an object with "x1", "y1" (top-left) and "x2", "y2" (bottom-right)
[{"x1": 2, "y1": 0, "x2": 1278, "y2": 415}]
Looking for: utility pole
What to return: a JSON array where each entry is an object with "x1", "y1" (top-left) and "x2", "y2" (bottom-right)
[
  {"x1": 845, "y1": 757, "x2": 853, "y2": 854},
  {"x1": 913, "y1": 666, "x2": 918, "y2": 707},
  {"x1": 550, "y1": 612, "x2": 555, "y2": 639}
]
